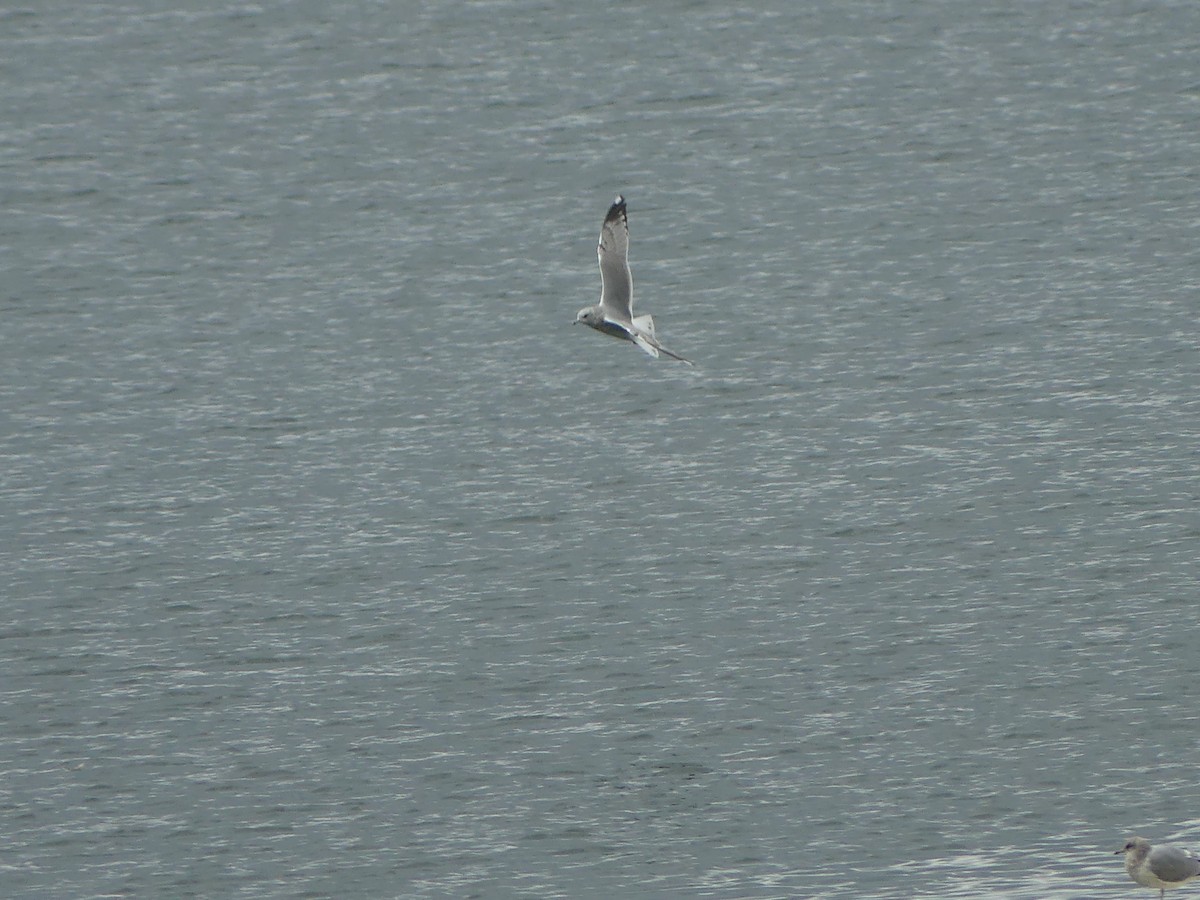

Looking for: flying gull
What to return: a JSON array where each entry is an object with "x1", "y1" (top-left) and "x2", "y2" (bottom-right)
[
  {"x1": 574, "y1": 195, "x2": 693, "y2": 365},
  {"x1": 1117, "y1": 837, "x2": 1200, "y2": 898}
]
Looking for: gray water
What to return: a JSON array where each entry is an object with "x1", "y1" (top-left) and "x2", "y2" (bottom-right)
[{"x1": 3, "y1": 1, "x2": 1199, "y2": 897}]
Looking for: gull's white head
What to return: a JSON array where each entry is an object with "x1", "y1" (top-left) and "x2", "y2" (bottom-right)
[
  {"x1": 1117, "y1": 837, "x2": 1151, "y2": 864},
  {"x1": 575, "y1": 305, "x2": 604, "y2": 327}
]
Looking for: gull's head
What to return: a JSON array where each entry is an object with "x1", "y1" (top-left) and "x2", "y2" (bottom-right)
[
  {"x1": 575, "y1": 306, "x2": 603, "y2": 327},
  {"x1": 1117, "y1": 837, "x2": 1150, "y2": 861}
]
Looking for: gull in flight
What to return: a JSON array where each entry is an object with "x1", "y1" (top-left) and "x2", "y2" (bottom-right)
[
  {"x1": 574, "y1": 195, "x2": 693, "y2": 365},
  {"x1": 1118, "y1": 837, "x2": 1200, "y2": 898}
]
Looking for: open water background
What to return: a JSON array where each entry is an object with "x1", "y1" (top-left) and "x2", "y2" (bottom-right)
[{"x1": 2, "y1": 1, "x2": 1199, "y2": 896}]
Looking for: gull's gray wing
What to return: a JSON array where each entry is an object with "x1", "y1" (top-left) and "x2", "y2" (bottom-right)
[
  {"x1": 597, "y1": 195, "x2": 633, "y2": 324},
  {"x1": 1148, "y1": 846, "x2": 1200, "y2": 883}
]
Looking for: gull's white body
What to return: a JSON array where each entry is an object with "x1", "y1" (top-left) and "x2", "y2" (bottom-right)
[
  {"x1": 574, "y1": 195, "x2": 693, "y2": 365},
  {"x1": 1118, "y1": 837, "x2": 1200, "y2": 899}
]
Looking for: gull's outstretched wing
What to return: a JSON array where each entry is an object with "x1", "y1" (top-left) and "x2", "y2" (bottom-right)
[
  {"x1": 597, "y1": 195, "x2": 633, "y2": 324},
  {"x1": 635, "y1": 330, "x2": 694, "y2": 366}
]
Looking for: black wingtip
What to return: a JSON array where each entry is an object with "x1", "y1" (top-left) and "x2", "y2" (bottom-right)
[{"x1": 605, "y1": 195, "x2": 627, "y2": 223}]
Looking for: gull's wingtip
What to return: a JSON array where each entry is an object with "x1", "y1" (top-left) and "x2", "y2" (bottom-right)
[{"x1": 605, "y1": 195, "x2": 627, "y2": 223}]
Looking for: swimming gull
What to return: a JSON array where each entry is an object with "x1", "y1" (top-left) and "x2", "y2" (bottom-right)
[
  {"x1": 574, "y1": 195, "x2": 693, "y2": 365},
  {"x1": 1118, "y1": 836, "x2": 1200, "y2": 898}
]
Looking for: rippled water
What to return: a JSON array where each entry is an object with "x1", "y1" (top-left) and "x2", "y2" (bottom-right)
[{"x1": 3, "y1": 1, "x2": 1199, "y2": 897}]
